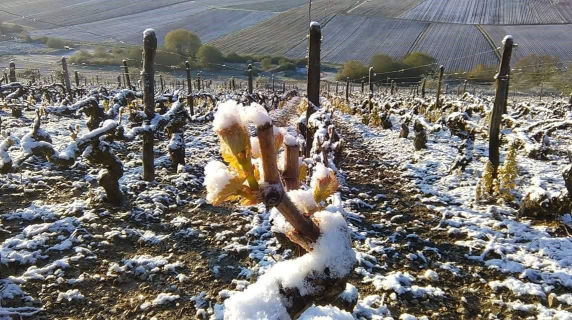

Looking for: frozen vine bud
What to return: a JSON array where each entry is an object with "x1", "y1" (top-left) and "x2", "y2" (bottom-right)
[
  {"x1": 250, "y1": 137, "x2": 261, "y2": 158},
  {"x1": 213, "y1": 100, "x2": 258, "y2": 189},
  {"x1": 204, "y1": 161, "x2": 256, "y2": 205},
  {"x1": 311, "y1": 162, "x2": 339, "y2": 203},
  {"x1": 273, "y1": 127, "x2": 286, "y2": 152}
]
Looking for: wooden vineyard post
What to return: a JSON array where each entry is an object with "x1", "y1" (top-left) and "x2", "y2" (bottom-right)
[
  {"x1": 391, "y1": 80, "x2": 395, "y2": 95},
  {"x1": 306, "y1": 21, "x2": 321, "y2": 158},
  {"x1": 74, "y1": 71, "x2": 80, "y2": 87},
  {"x1": 8, "y1": 61, "x2": 16, "y2": 83},
  {"x1": 232, "y1": 77, "x2": 236, "y2": 91},
  {"x1": 61, "y1": 57, "x2": 72, "y2": 96},
  {"x1": 272, "y1": 73, "x2": 275, "y2": 93},
  {"x1": 282, "y1": 82, "x2": 286, "y2": 93},
  {"x1": 159, "y1": 74, "x2": 164, "y2": 92},
  {"x1": 345, "y1": 77, "x2": 350, "y2": 102},
  {"x1": 117, "y1": 75, "x2": 122, "y2": 88},
  {"x1": 361, "y1": 81, "x2": 364, "y2": 94},
  {"x1": 335, "y1": 81, "x2": 339, "y2": 95},
  {"x1": 247, "y1": 64, "x2": 253, "y2": 94},
  {"x1": 386, "y1": 77, "x2": 390, "y2": 94},
  {"x1": 369, "y1": 67, "x2": 374, "y2": 98},
  {"x1": 489, "y1": 35, "x2": 514, "y2": 180},
  {"x1": 435, "y1": 65, "x2": 444, "y2": 108},
  {"x1": 503, "y1": 69, "x2": 510, "y2": 114},
  {"x1": 142, "y1": 29, "x2": 157, "y2": 182},
  {"x1": 185, "y1": 61, "x2": 193, "y2": 116},
  {"x1": 197, "y1": 72, "x2": 202, "y2": 91},
  {"x1": 283, "y1": 139, "x2": 300, "y2": 191},
  {"x1": 121, "y1": 60, "x2": 130, "y2": 90},
  {"x1": 463, "y1": 80, "x2": 468, "y2": 95},
  {"x1": 421, "y1": 78, "x2": 426, "y2": 98}
]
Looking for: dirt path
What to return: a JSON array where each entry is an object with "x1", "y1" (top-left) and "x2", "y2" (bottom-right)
[{"x1": 333, "y1": 114, "x2": 531, "y2": 319}]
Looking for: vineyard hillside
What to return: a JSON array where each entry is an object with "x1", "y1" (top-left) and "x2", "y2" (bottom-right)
[{"x1": 2, "y1": 0, "x2": 571, "y2": 70}]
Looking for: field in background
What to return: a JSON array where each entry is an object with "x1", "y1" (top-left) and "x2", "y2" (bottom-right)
[{"x1": 1, "y1": 0, "x2": 572, "y2": 71}]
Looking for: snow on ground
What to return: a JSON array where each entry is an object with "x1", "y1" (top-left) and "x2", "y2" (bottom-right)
[
  {"x1": 332, "y1": 92, "x2": 572, "y2": 319},
  {"x1": 1, "y1": 92, "x2": 571, "y2": 319}
]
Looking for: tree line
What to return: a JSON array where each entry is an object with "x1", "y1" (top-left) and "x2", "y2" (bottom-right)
[{"x1": 68, "y1": 29, "x2": 306, "y2": 73}]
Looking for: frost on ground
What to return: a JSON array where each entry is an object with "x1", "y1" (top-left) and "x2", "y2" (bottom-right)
[{"x1": 1, "y1": 92, "x2": 571, "y2": 319}]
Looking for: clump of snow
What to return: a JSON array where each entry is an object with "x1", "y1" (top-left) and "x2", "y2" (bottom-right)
[
  {"x1": 310, "y1": 163, "x2": 333, "y2": 190},
  {"x1": 152, "y1": 293, "x2": 179, "y2": 305},
  {"x1": 288, "y1": 189, "x2": 318, "y2": 214},
  {"x1": 502, "y1": 35, "x2": 513, "y2": 45},
  {"x1": 204, "y1": 161, "x2": 238, "y2": 204},
  {"x1": 213, "y1": 100, "x2": 246, "y2": 132},
  {"x1": 422, "y1": 269, "x2": 439, "y2": 282},
  {"x1": 299, "y1": 305, "x2": 353, "y2": 319},
  {"x1": 269, "y1": 207, "x2": 294, "y2": 235},
  {"x1": 56, "y1": 289, "x2": 84, "y2": 302},
  {"x1": 372, "y1": 271, "x2": 415, "y2": 295},
  {"x1": 0, "y1": 279, "x2": 24, "y2": 300},
  {"x1": 223, "y1": 210, "x2": 356, "y2": 319},
  {"x1": 139, "y1": 230, "x2": 169, "y2": 245},
  {"x1": 244, "y1": 103, "x2": 271, "y2": 127},
  {"x1": 107, "y1": 254, "x2": 181, "y2": 277},
  {"x1": 489, "y1": 277, "x2": 545, "y2": 298},
  {"x1": 338, "y1": 283, "x2": 358, "y2": 303},
  {"x1": 353, "y1": 295, "x2": 390, "y2": 319},
  {"x1": 284, "y1": 134, "x2": 298, "y2": 147},
  {"x1": 171, "y1": 216, "x2": 189, "y2": 228},
  {"x1": 143, "y1": 28, "x2": 156, "y2": 38}
]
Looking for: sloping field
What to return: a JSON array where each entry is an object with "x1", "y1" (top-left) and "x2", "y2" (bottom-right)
[
  {"x1": 411, "y1": 23, "x2": 499, "y2": 71},
  {"x1": 178, "y1": 9, "x2": 276, "y2": 43},
  {"x1": 0, "y1": 0, "x2": 190, "y2": 29},
  {"x1": 209, "y1": 0, "x2": 360, "y2": 56},
  {"x1": 399, "y1": 0, "x2": 571, "y2": 25},
  {"x1": 347, "y1": 0, "x2": 425, "y2": 18},
  {"x1": 30, "y1": 5, "x2": 275, "y2": 45},
  {"x1": 225, "y1": 0, "x2": 308, "y2": 12},
  {"x1": 4, "y1": 0, "x2": 572, "y2": 73},
  {"x1": 285, "y1": 15, "x2": 428, "y2": 64},
  {"x1": 483, "y1": 24, "x2": 572, "y2": 63}
]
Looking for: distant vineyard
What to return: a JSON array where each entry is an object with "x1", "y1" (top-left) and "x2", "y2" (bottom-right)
[
  {"x1": 483, "y1": 24, "x2": 572, "y2": 63},
  {"x1": 209, "y1": 0, "x2": 356, "y2": 56},
  {"x1": 1, "y1": 0, "x2": 192, "y2": 29},
  {"x1": 347, "y1": 0, "x2": 424, "y2": 18},
  {"x1": 226, "y1": 0, "x2": 308, "y2": 12},
  {"x1": 173, "y1": 9, "x2": 276, "y2": 43},
  {"x1": 411, "y1": 24, "x2": 499, "y2": 71},
  {"x1": 399, "y1": 0, "x2": 571, "y2": 24},
  {"x1": 285, "y1": 15, "x2": 428, "y2": 64},
  {"x1": 31, "y1": 6, "x2": 274, "y2": 45}
]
